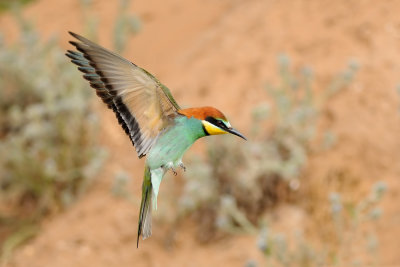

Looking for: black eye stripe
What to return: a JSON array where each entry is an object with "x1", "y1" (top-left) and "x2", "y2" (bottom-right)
[{"x1": 205, "y1": 116, "x2": 227, "y2": 129}]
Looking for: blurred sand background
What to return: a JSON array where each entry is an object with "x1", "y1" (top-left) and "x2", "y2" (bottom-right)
[{"x1": 1, "y1": 0, "x2": 400, "y2": 266}]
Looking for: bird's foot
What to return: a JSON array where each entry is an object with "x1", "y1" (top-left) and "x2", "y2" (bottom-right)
[
  {"x1": 171, "y1": 167, "x2": 177, "y2": 176},
  {"x1": 179, "y1": 162, "x2": 186, "y2": 172}
]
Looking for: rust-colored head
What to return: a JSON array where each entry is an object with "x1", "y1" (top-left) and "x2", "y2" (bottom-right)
[
  {"x1": 178, "y1": 106, "x2": 247, "y2": 140},
  {"x1": 178, "y1": 106, "x2": 227, "y2": 121}
]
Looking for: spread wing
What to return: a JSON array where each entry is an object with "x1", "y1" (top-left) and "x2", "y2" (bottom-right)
[{"x1": 66, "y1": 32, "x2": 181, "y2": 158}]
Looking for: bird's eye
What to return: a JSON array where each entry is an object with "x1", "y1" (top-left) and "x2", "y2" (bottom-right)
[
  {"x1": 217, "y1": 120, "x2": 226, "y2": 128},
  {"x1": 205, "y1": 116, "x2": 228, "y2": 129}
]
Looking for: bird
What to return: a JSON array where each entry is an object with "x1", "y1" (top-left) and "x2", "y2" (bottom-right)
[{"x1": 65, "y1": 32, "x2": 246, "y2": 247}]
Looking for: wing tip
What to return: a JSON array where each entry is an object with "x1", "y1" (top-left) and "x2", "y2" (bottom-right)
[
  {"x1": 68, "y1": 31, "x2": 93, "y2": 49},
  {"x1": 68, "y1": 40, "x2": 79, "y2": 47},
  {"x1": 68, "y1": 31, "x2": 83, "y2": 41}
]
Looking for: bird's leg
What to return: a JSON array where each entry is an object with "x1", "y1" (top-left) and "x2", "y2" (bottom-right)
[
  {"x1": 179, "y1": 162, "x2": 186, "y2": 172},
  {"x1": 163, "y1": 162, "x2": 177, "y2": 176},
  {"x1": 175, "y1": 159, "x2": 186, "y2": 172}
]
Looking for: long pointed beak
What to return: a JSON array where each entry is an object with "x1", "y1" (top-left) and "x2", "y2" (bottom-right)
[{"x1": 226, "y1": 127, "x2": 247, "y2": 140}]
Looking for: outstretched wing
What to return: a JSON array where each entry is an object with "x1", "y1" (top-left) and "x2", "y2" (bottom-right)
[{"x1": 66, "y1": 32, "x2": 181, "y2": 158}]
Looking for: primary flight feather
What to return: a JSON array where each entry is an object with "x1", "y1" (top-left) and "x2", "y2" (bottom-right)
[{"x1": 66, "y1": 32, "x2": 246, "y2": 247}]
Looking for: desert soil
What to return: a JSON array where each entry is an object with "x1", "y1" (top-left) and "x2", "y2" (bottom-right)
[{"x1": 1, "y1": 0, "x2": 400, "y2": 266}]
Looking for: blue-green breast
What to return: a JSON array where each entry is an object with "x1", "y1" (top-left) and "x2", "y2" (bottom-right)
[{"x1": 146, "y1": 115, "x2": 206, "y2": 169}]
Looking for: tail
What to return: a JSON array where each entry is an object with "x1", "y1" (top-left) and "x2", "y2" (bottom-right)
[{"x1": 137, "y1": 165, "x2": 152, "y2": 248}]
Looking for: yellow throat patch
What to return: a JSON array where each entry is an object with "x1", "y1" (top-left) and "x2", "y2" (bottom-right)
[{"x1": 202, "y1": 120, "x2": 228, "y2": 135}]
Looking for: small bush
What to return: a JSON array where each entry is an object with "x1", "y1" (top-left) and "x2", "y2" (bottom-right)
[{"x1": 255, "y1": 181, "x2": 387, "y2": 267}]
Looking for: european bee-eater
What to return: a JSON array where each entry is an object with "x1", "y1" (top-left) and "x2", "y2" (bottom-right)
[{"x1": 66, "y1": 32, "x2": 246, "y2": 247}]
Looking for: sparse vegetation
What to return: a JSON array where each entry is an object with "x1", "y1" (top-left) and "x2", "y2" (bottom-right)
[
  {"x1": 179, "y1": 55, "x2": 386, "y2": 266},
  {"x1": 254, "y1": 181, "x2": 386, "y2": 267},
  {"x1": 0, "y1": 0, "x2": 140, "y2": 261},
  {"x1": 179, "y1": 55, "x2": 359, "y2": 242},
  {"x1": 0, "y1": 14, "x2": 104, "y2": 261},
  {"x1": 0, "y1": 0, "x2": 35, "y2": 12}
]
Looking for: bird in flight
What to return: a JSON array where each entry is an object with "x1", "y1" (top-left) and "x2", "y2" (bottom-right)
[{"x1": 66, "y1": 32, "x2": 246, "y2": 247}]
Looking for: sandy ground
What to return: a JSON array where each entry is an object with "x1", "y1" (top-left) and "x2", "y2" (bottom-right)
[{"x1": 1, "y1": 0, "x2": 400, "y2": 266}]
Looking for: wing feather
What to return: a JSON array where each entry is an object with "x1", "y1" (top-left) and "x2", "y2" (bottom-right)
[{"x1": 66, "y1": 32, "x2": 180, "y2": 157}]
